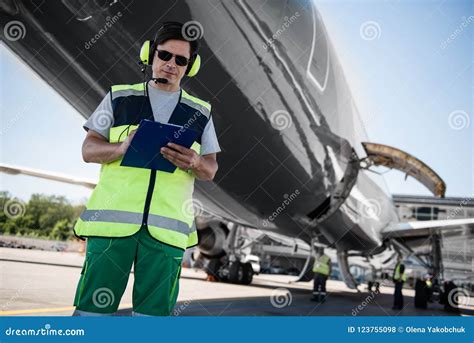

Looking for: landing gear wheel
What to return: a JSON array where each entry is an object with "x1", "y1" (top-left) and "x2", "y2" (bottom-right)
[
  {"x1": 228, "y1": 261, "x2": 241, "y2": 284},
  {"x1": 241, "y1": 262, "x2": 254, "y2": 285},
  {"x1": 206, "y1": 258, "x2": 222, "y2": 281}
]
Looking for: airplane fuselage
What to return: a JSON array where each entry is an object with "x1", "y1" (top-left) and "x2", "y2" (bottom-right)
[{"x1": 1, "y1": 0, "x2": 399, "y2": 253}]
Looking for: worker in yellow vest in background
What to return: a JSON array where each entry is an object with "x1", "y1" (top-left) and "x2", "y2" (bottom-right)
[
  {"x1": 392, "y1": 255, "x2": 407, "y2": 310},
  {"x1": 425, "y1": 273, "x2": 433, "y2": 303},
  {"x1": 312, "y1": 247, "x2": 331, "y2": 302}
]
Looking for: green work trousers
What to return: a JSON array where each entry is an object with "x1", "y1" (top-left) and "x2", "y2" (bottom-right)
[{"x1": 73, "y1": 225, "x2": 183, "y2": 316}]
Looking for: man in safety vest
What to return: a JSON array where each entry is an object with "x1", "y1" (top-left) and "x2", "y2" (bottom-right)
[
  {"x1": 72, "y1": 22, "x2": 220, "y2": 316},
  {"x1": 311, "y1": 247, "x2": 331, "y2": 302},
  {"x1": 425, "y1": 274, "x2": 433, "y2": 303},
  {"x1": 392, "y1": 255, "x2": 406, "y2": 310}
]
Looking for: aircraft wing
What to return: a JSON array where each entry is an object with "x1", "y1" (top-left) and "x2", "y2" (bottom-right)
[
  {"x1": 0, "y1": 163, "x2": 97, "y2": 189},
  {"x1": 382, "y1": 217, "x2": 474, "y2": 279},
  {"x1": 382, "y1": 218, "x2": 474, "y2": 238}
]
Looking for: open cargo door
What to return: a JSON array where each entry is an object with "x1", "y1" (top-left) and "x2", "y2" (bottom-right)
[{"x1": 361, "y1": 142, "x2": 446, "y2": 197}]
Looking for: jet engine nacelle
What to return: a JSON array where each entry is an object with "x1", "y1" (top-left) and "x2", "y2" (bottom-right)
[{"x1": 197, "y1": 221, "x2": 229, "y2": 258}]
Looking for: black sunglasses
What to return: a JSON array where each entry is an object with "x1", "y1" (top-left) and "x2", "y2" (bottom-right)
[{"x1": 156, "y1": 49, "x2": 190, "y2": 67}]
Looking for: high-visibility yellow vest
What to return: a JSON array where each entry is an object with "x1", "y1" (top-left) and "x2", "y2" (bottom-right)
[
  {"x1": 393, "y1": 263, "x2": 407, "y2": 282},
  {"x1": 313, "y1": 254, "x2": 331, "y2": 275},
  {"x1": 74, "y1": 82, "x2": 211, "y2": 250}
]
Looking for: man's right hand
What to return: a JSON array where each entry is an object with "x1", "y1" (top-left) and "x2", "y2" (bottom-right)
[
  {"x1": 82, "y1": 129, "x2": 136, "y2": 164},
  {"x1": 120, "y1": 129, "x2": 137, "y2": 155}
]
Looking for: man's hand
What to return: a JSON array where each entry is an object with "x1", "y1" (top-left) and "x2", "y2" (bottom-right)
[
  {"x1": 119, "y1": 129, "x2": 137, "y2": 155},
  {"x1": 161, "y1": 143, "x2": 201, "y2": 170},
  {"x1": 161, "y1": 142, "x2": 218, "y2": 181},
  {"x1": 82, "y1": 130, "x2": 131, "y2": 164}
]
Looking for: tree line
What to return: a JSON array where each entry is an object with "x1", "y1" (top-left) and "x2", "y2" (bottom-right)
[{"x1": 0, "y1": 191, "x2": 85, "y2": 241}]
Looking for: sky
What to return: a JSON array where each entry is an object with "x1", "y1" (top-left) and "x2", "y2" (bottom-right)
[
  {"x1": 1, "y1": 44, "x2": 100, "y2": 204},
  {"x1": 316, "y1": 0, "x2": 473, "y2": 197},
  {"x1": 0, "y1": 0, "x2": 472, "y2": 204}
]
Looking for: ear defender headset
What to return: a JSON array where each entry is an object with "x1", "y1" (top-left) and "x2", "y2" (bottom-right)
[
  {"x1": 118, "y1": 22, "x2": 202, "y2": 142},
  {"x1": 139, "y1": 21, "x2": 201, "y2": 77}
]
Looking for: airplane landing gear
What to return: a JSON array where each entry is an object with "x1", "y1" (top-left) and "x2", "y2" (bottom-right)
[{"x1": 205, "y1": 258, "x2": 254, "y2": 285}]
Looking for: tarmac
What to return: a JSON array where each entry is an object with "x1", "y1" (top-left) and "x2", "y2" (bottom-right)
[{"x1": 0, "y1": 248, "x2": 471, "y2": 316}]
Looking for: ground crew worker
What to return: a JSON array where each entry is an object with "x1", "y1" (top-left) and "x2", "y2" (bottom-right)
[
  {"x1": 72, "y1": 22, "x2": 221, "y2": 316},
  {"x1": 392, "y1": 255, "x2": 406, "y2": 310},
  {"x1": 414, "y1": 277, "x2": 428, "y2": 309},
  {"x1": 425, "y1": 274, "x2": 433, "y2": 303},
  {"x1": 311, "y1": 247, "x2": 331, "y2": 302}
]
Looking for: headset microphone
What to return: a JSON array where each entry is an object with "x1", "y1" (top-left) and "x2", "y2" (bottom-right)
[{"x1": 152, "y1": 78, "x2": 169, "y2": 84}]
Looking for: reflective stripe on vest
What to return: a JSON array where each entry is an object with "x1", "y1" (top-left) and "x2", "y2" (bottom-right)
[
  {"x1": 313, "y1": 255, "x2": 330, "y2": 275},
  {"x1": 79, "y1": 210, "x2": 191, "y2": 234},
  {"x1": 74, "y1": 82, "x2": 209, "y2": 250}
]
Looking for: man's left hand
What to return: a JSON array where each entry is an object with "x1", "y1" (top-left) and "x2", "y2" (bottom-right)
[{"x1": 161, "y1": 142, "x2": 201, "y2": 172}]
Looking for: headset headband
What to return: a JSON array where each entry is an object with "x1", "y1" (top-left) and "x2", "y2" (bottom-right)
[{"x1": 139, "y1": 21, "x2": 201, "y2": 77}]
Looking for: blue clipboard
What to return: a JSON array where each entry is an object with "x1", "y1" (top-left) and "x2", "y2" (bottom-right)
[{"x1": 120, "y1": 119, "x2": 199, "y2": 173}]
